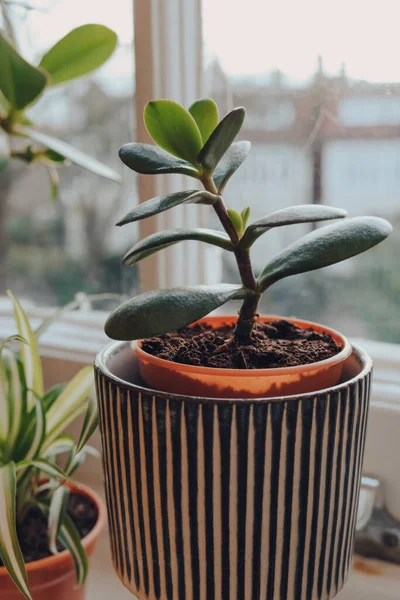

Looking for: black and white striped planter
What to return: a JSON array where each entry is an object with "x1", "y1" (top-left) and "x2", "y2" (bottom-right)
[{"x1": 95, "y1": 341, "x2": 372, "y2": 600}]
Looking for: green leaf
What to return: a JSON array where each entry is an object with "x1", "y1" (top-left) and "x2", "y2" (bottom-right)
[
  {"x1": 2, "y1": 350, "x2": 26, "y2": 451},
  {"x1": 66, "y1": 449, "x2": 87, "y2": 476},
  {"x1": 42, "y1": 383, "x2": 67, "y2": 412},
  {"x1": 17, "y1": 127, "x2": 121, "y2": 182},
  {"x1": 119, "y1": 142, "x2": 200, "y2": 177},
  {"x1": 197, "y1": 107, "x2": 245, "y2": 173},
  {"x1": 47, "y1": 166, "x2": 60, "y2": 200},
  {"x1": 258, "y1": 216, "x2": 393, "y2": 291},
  {"x1": 0, "y1": 361, "x2": 9, "y2": 443},
  {"x1": 241, "y1": 204, "x2": 348, "y2": 249},
  {"x1": 0, "y1": 127, "x2": 10, "y2": 171},
  {"x1": 16, "y1": 459, "x2": 73, "y2": 483},
  {"x1": 116, "y1": 189, "x2": 218, "y2": 226},
  {"x1": 39, "y1": 25, "x2": 117, "y2": 86},
  {"x1": 8, "y1": 290, "x2": 43, "y2": 410},
  {"x1": 227, "y1": 209, "x2": 244, "y2": 237},
  {"x1": 188, "y1": 99, "x2": 219, "y2": 144},
  {"x1": 0, "y1": 463, "x2": 32, "y2": 600},
  {"x1": 44, "y1": 366, "x2": 93, "y2": 449},
  {"x1": 123, "y1": 228, "x2": 233, "y2": 266},
  {"x1": 59, "y1": 514, "x2": 88, "y2": 586},
  {"x1": 48, "y1": 485, "x2": 69, "y2": 554},
  {"x1": 144, "y1": 100, "x2": 203, "y2": 165},
  {"x1": 43, "y1": 435, "x2": 75, "y2": 459},
  {"x1": 0, "y1": 32, "x2": 47, "y2": 110},
  {"x1": 23, "y1": 399, "x2": 46, "y2": 462},
  {"x1": 213, "y1": 141, "x2": 251, "y2": 192},
  {"x1": 105, "y1": 284, "x2": 247, "y2": 341},
  {"x1": 241, "y1": 207, "x2": 251, "y2": 229},
  {"x1": 75, "y1": 395, "x2": 98, "y2": 455}
]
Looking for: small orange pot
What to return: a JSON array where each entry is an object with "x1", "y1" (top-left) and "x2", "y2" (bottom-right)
[
  {"x1": 133, "y1": 315, "x2": 352, "y2": 398},
  {"x1": 0, "y1": 483, "x2": 106, "y2": 600}
]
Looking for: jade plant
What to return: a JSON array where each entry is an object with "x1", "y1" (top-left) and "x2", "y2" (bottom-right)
[
  {"x1": 0, "y1": 292, "x2": 97, "y2": 600},
  {"x1": 105, "y1": 99, "x2": 392, "y2": 344},
  {"x1": 0, "y1": 23, "x2": 120, "y2": 186}
]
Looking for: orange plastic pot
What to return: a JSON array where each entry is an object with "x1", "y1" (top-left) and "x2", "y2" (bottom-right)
[
  {"x1": 0, "y1": 483, "x2": 106, "y2": 600},
  {"x1": 133, "y1": 315, "x2": 352, "y2": 398}
]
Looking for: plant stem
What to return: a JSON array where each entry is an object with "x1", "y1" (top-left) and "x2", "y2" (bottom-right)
[{"x1": 201, "y1": 174, "x2": 260, "y2": 341}]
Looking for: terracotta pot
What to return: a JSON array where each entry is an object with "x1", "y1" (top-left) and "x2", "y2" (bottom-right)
[
  {"x1": 133, "y1": 315, "x2": 352, "y2": 398},
  {"x1": 0, "y1": 483, "x2": 106, "y2": 600},
  {"x1": 95, "y1": 340, "x2": 372, "y2": 600}
]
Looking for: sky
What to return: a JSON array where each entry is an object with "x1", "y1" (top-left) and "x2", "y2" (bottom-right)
[{"x1": 6, "y1": 0, "x2": 400, "y2": 86}]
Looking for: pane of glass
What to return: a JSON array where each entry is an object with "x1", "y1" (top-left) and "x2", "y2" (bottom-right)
[
  {"x1": 1, "y1": 0, "x2": 138, "y2": 310},
  {"x1": 203, "y1": 0, "x2": 398, "y2": 343}
]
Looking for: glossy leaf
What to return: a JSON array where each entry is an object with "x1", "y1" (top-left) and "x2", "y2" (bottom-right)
[
  {"x1": 189, "y1": 99, "x2": 219, "y2": 143},
  {"x1": 105, "y1": 284, "x2": 246, "y2": 341},
  {"x1": 197, "y1": 107, "x2": 245, "y2": 172},
  {"x1": 8, "y1": 291, "x2": 43, "y2": 410},
  {"x1": 48, "y1": 485, "x2": 69, "y2": 554},
  {"x1": 0, "y1": 32, "x2": 47, "y2": 110},
  {"x1": 123, "y1": 228, "x2": 233, "y2": 266},
  {"x1": 39, "y1": 25, "x2": 117, "y2": 86},
  {"x1": 213, "y1": 140, "x2": 251, "y2": 192},
  {"x1": 144, "y1": 100, "x2": 203, "y2": 165},
  {"x1": 119, "y1": 142, "x2": 200, "y2": 177},
  {"x1": 0, "y1": 463, "x2": 32, "y2": 600},
  {"x1": 17, "y1": 127, "x2": 121, "y2": 182},
  {"x1": 241, "y1": 204, "x2": 348, "y2": 249},
  {"x1": 227, "y1": 209, "x2": 244, "y2": 237},
  {"x1": 258, "y1": 216, "x2": 393, "y2": 291},
  {"x1": 117, "y1": 189, "x2": 218, "y2": 226}
]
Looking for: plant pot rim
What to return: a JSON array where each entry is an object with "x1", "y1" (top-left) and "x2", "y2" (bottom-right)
[
  {"x1": 95, "y1": 337, "x2": 372, "y2": 403},
  {"x1": 0, "y1": 482, "x2": 106, "y2": 577},
  {"x1": 133, "y1": 315, "x2": 352, "y2": 378}
]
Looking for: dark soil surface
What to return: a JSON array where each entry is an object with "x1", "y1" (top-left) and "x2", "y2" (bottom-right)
[
  {"x1": 142, "y1": 319, "x2": 343, "y2": 369},
  {"x1": 0, "y1": 493, "x2": 98, "y2": 565}
]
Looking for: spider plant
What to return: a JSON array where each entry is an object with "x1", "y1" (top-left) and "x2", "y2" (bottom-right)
[{"x1": 0, "y1": 291, "x2": 97, "y2": 600}]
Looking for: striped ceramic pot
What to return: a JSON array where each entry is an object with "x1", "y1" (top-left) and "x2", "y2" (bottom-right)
[{"x1": 95, "y1": 341, "x2": 372, "y2": 600}]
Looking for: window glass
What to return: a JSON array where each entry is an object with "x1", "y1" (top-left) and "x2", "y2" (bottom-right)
[
  {"x1": 1, "y1": 0, "x2": 138, "y2": 308},
  {"x1": 203, "y1": 0, "x2": 399, "y2": 342}
]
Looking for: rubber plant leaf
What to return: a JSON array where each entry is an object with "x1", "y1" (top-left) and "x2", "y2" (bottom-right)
[
  {"x1": 16, "y1": 127, "x2": 121, "y2": 182},
  {"x1": 8, "y1": 291, "x2": 43, "y2": 411},
  {"x1": 105, "y1": 284, "x2": 248, "y2": 341},
  {"x1": 188, "y1": 98, "x2": 219, "y2": 143},
  {"x1": 213, "y1": 141, "x2": 251, "y2": 192},
  {"x1": 116, "y1": 189, "x2": 218, "y2": 226},
  {"x1": 123, "y1": 228, "x2": 233, "y2": 266},
  {"x1": 241, "y1": 205, "x2": 348, "y2": 249},
  {"x1": 0, "y1": 463, "x2": 32, "y2": 600},
  {"x1": 144, "y1": 100, "x2": 203, "y2": 165},
  {"x1": 0, "y1": 32, "x2": 47, "y2": 110},
  {"x1": 258, "y1": 216, "x2": 393, "y2": 291},
  {"x1": 39, "y1": 24, "x2": 117, "y2": 86},
  {"x1": 197, "y1": 107, "x2": 245, "y2": 173},
  {"x1": 119, "y1": 142, "x2": 200, "y2": 177}
]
